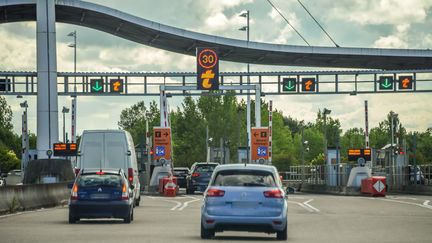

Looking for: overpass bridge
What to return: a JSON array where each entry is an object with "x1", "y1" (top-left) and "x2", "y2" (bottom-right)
[{"x1": 1, "y1": 0, "x2": 432, "y2": 158}]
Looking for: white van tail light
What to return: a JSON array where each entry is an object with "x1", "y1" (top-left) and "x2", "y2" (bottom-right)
[{"x1": 128, "y1": 168, "x2": 133, "y2": 183}]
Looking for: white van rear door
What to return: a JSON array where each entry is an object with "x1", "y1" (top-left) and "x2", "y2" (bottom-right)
[
  {"x1": 104, "y1": 132, "x2": 128, "y2": 170},
  {"x1": 81, "y1": 132, "x2": 104, "y2": 168}
]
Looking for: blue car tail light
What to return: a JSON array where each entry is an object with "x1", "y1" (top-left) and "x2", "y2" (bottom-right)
[
  {"x1": 206, "y1": 188, "x2": 225, "y2": 197},
  {"x1": 263, "y1": 189, "x2": 283, "y2": 198}
]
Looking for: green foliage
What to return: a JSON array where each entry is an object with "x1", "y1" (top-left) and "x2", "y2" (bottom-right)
[
  {"x1": 0, "y1": 96, "x2": 13, "y2": 131},
  {"x1": 0, "y1": 145, "x2": 20, "y2": 173},
  {"x1": 117, "y1": 100, "x2": 160, "y2": 144},
  {"x1": 118, "y1": 99, "x2": 432, "y2": 171}
]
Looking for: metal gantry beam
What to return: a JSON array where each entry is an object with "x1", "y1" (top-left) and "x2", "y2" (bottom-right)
[{"x1": 1, "y1": 69, "x2": 432, "y2": 96}]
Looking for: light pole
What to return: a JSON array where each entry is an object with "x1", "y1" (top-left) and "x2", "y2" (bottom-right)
[
  {"x1": 18, "y1": 97, "x2": 29, "y2": 182},
  {"x1": 145, "y1": 111, "x2": 152, "y2": 191},
  {"x1": 67, "y1": 30, "x2": 77, "y2": 143},
  {"x1": 62, "y1": 106, "x2": 70, "y2": 143},
  {"x1": 239, "y1": 10, "x2": 251, "y2": 163},
  {"x1": 323, "y1": 108, "x2": 331, "y2": 165}
]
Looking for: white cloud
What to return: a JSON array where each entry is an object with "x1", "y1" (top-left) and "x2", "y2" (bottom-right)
[
  {"x1": 335, "y1": 0, "x2": 429, "y2": 26},
  {"x1": 373, "y1": 24, "x2": 409, "y2": 48}
]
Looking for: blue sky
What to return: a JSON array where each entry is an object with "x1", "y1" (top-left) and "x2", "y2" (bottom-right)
[{"x1": 1, "y1": 0, "x2": 432, "y2": 137}]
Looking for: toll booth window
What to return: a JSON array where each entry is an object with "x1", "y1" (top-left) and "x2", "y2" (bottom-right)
[{"x1": 212, "y1": 170, "x2": 276, "y2": 187}]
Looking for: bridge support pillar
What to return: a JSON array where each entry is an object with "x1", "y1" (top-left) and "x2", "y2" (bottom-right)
[{"x1": 36, "y1": 0, "x2": 59, "y2": 158}]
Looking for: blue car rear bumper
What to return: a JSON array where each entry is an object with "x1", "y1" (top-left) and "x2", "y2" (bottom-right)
[
  {"x1": 202, "y1": 211, "x2": 287, "y2": 233},
  {"x1": 69, "y1": 200, "x2": 131, "y2": 219}
]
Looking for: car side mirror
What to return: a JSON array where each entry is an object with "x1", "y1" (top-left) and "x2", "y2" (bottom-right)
[{"x1": 127, "y1": 150, "x2": 132, "y2": 156}]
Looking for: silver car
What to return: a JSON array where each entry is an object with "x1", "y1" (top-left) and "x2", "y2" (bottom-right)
[{"x1": 201, "y1": 164, "x2": 288, "y2": 240}]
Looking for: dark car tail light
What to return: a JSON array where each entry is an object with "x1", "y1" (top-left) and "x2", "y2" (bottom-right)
[
  {"x1": 70, "y1": 183, "x2": 79, "y2": 200},
  {"x1": 128, "y1": 168, "x2": 133, "y2": 183},
  {"x1": 74, "y1": 168, "x2": 80, "y2": 176},
  {"x1": 121, "y1": 183, "x2": 129, "y2": 200},
  {"x1": 192, "y1": 173, "x2": 200, "y2": 177},
  {"x1": 206, "y1": 188, "x2": 225, "y2": 197},
  {"x1": 264, "y1": 189, "x2": 283, "y2": 198}
]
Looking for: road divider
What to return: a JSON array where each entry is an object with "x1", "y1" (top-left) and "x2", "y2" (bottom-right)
[{"x1": 0, "y1": 183, "x2": 70, "y2": 214}]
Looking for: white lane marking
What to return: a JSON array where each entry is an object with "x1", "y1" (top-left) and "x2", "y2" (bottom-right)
[
  {"x1": 287, "y1": 201, "x2": 314, "y2": 213},
  {"x1": 376, "y1": 198, "x2": 432, "y2": 210},
  {"x1": 303, "y1": 199, "x2": 320, "y2": 213},
  {"x1": 169, "y1": 200, "x2": 183, "y2": 211},
  {"x1": 0, "y1": 207, "x2": 59, "y2": 219},
  {"x1": 423, "y1": 200, "x2": 430, "y2": 207},
  {"x1": 178, "y1": 198, "x2": 201, "y2": 211},
  {"x1": 387, "y1": 196, "x2": 418, "y2": 201}
]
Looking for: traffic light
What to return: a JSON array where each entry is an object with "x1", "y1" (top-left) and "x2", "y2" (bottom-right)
[
  {"x1": 378, "y1": 76, "x2": 393, "y2": 90},
  {"x1": 282, "y1": 78, "x2": 296, "y2": 92},
  {"x1": 90, "y1": 79, "x2": 104, "y2": 93},
  {"x1": 301, "y1": 78, "x2": 316, "y2": 92},
  {"x1": 398, "y1": 76, "x2": 413, "y2": 90},
  {"x1": 110, "y1": 79, "x2": 124, "y2": 93}
]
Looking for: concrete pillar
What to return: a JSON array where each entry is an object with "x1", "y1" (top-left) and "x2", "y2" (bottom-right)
[{"x1": 37, "y1": 0, "x2": 59, "y2": 158}]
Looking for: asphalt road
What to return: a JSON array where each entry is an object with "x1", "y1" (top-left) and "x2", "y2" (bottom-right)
[{"x1": 1, "y1": 193, "x2": 431, "y2": 243}]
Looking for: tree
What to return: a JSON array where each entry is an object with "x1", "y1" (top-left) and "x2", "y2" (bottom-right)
[
  {"x1": 118, "y1": 100, "x2": 160, "y2": 144},
  {"x1": 0, "y1": 96, "x2": 13, "y2": 131},
  {"x1": 315, "y1": 109, "x2": 342, "y2": 148}
]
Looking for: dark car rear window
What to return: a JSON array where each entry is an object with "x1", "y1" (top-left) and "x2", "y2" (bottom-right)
[
  {"x1": 195, "y1": 165, "x2": 217, "y2": 173},
  {"x1": 212, "y1": 170, "x2": 276, "y2": 187},
  {"x1": 77, "y1": 174, "x2": 123, "y2": 188}
]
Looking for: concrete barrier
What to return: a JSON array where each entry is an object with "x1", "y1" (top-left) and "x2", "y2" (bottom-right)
[
  {"x1": 300, "y1": 184, "x2": 362, "y2": 196},
  {"x1": 0, "y1": 183, "x2": 70, "y2": 214}
]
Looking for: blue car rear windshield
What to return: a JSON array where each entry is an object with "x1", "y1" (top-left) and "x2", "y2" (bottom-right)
[
  {"x1": 77, "y1": 174, "x2": 122, "y2": 188},
  {"x1": 212, "y1": 170, "x2": 276, "y2": 187}
]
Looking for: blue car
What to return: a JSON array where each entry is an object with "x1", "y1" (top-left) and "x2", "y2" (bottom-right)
[
  {"x1": 186, "y1": 162, "x2": 219, "y2": 194},
  {"x1": 68, "y1": 168, "x2": 134, "y2": 224},
  {"x1": 201, "y1": 164, "x2": 287, "y2": 240}
]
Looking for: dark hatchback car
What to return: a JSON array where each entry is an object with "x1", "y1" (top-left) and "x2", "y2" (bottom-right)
[
  {"x1": 173, "y1": 167, "x2": 190, "y2": 188},
  {"x1": 68, "y1": 169, "x2": 134, "y2": 224},
  {"x1": 186, "y1": 162, "x2": 219, "y2": 194}
]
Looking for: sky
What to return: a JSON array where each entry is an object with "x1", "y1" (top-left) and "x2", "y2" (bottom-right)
[{"x1": 1, "y1": 0, "x2": 432, "y2": 138}]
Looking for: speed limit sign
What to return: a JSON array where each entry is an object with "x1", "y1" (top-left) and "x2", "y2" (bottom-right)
[{"x1": 196, "y1": 47, "x2": 219, "y2": 90}]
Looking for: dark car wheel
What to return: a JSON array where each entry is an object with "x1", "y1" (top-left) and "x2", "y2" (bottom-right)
[
  {"x1": 68, "y1": 212, "x2": 77, "y2": 224},
  {"x1": 124, "y1": 207, "x2": 132, "y2": 224},
  {"x1": 276, "y1": 223, "x2": 288, "y2": 240},
  {"x1": 200, "y1": 222, "x2": 215, "y2": 239},
  {"x1": 135, "y1": 196, "x2": 141, "y2": 207}
]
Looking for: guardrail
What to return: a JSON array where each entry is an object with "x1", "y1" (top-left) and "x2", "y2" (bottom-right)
[
  {"x1": 0, "y1": 183, "x2": 70, "y2": 214},
  {"x1": 281, "y1": 164, "x2": 432, "y2": 194}
]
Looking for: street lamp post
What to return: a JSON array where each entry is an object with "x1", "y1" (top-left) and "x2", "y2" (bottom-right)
[
  {"x1": 323, "y1": 108, "x2": 331, "y2": 164},
  {"x1": 19, "y1": 98, "x2": 29, "y2": 182},
  {"x1": 67, "y1": 31, "x2": 77, "y2": 143},
  {"x1": 145, "y1": 111, "x2": 152, "y2": 191},
  {"x1": 62, "y1": 106, "x2": 70, "y2": 143},
  {"x1": 239, "y1": 10, "x2": 251, "y2": 163}
]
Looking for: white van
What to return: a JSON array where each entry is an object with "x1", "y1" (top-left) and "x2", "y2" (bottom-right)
[{"x1": 76, "y1": 130, "x2": 141, "y2": 206}]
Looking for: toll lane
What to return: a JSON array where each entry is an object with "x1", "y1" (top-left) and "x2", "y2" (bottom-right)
[{"x1": 0, "y1": 194, "x2": 431, "y2": 243}]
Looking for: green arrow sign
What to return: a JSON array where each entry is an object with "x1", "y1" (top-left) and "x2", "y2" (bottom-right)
[
  {"x1": 282, "y1": 78, "x2": 296, "y2": 92},
  {"x1": 91, "y1": 79, "x2": 104, "y2": 93},
  {"x1": 379, "y1": 76, "x2": 393, "y2": 90}
]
